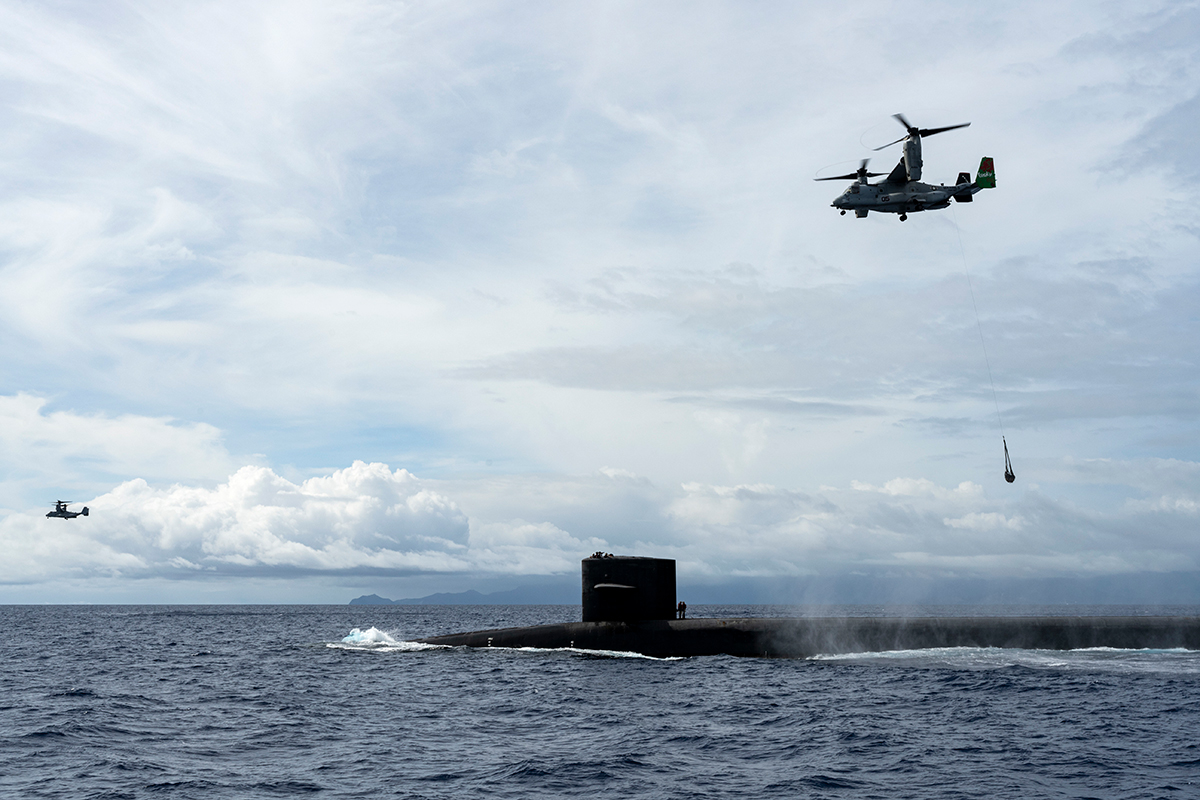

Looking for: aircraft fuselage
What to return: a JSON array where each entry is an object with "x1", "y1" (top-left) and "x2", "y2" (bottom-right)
[{"x1": 832, "y1": 178, "x2": 977, "y2": 218}]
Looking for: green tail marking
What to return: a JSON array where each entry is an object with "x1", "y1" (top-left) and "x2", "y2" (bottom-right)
[{"x1": 976, "y1": 156, "x2": 995, "y2": 188}]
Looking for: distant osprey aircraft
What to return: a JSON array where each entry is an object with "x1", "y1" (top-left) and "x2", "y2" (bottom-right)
[
  {"x1": 817, "y1": 113, "x2": 995, "y2": 221},
  {"x1": 46, "y1": 500, "x2": 88, "y2": 519}
]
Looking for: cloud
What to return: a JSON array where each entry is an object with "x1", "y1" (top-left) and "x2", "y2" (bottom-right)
[
  {"x1": 467, "y1": 520, "x2": 605, "y2": 576},
  {"x1": 1, "y1": 3, "x2": 1198, "y2": 599},
  {"x1": 4, "y1": 455, "x2": 1198, "y2": 597},
  {"x1": 461, "y1": 265, "x2": 1200, "y2": 427},
  {"x1": 0, "y1": 393, "x2": 236, "y2": 509},
  {"x1": 0, "y1": 461, "x2": 470, "y2": 583},
  {"x1": 943, "y1": 512, "x2": 1025, "y2": 531},
  {"x1": 659, "y1": 458, "x2": 1200, "y2": 579},
  {"x1": 852, "y1": 478, "x2": 985, "y2": 501}
]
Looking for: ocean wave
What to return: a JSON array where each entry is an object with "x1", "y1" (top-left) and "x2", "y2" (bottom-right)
[{"x1": 8, "y1": 605, "x2": 1198, "y2": 798}]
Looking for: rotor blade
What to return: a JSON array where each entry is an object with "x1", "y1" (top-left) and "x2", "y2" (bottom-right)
[
  {"x1": 893, "y1": 113, "x2": 913, "y2": 131},
  {"x1": 813, "y1": 172, "x2": 885, "y2": 181},
  {"x1": 873, "y1": 135, "x2": 906, "y2": 151},
  {"x1": 917, "y1": 122, "x2": 970, "y2": 137}
]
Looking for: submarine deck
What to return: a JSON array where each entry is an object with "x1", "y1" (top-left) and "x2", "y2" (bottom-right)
[{"x1": 417, "y1": 615, "x2": 1200, "y2": 658}]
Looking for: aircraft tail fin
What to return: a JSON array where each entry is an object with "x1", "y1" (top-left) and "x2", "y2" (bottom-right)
[
  {"x1": 976, "y1": 157, "x2": 995, "y2": 188},
  {"x1": 82, "y1": 507, "x2": 89, "y2": 516},
  {"x1": 953, "y1": 171, "x2": 974, "y2": 202}
]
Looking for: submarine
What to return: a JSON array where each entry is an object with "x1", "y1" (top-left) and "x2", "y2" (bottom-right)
[{"x1": 418, "y1": 555, "x2": 1200, "y2": 658}]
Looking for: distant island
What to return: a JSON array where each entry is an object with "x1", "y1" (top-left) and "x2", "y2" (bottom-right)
[
  {"x1": 350, "y1": 571, "x2": 1200, "y2": 606},
  {"x1": 349, "y1": 585, "x2": 577, "y2": 605}
]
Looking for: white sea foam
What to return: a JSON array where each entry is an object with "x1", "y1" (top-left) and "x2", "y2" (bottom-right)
[
  {"x1": 330, "y1": 629, "x2": 679, "y2": 658},
  {"x1": 511, "y1": 646, "x2": 683, "y2": 661},
  {"x1": 327, "y1": 627, "x2": 447, "y2": 652},
  {"x1": 808, "y1": 645, "x2": 1200, "y2": 673},
  {"x1": 811, "y1": 646, "x2": 1008, "y2": 663},
  {"x1": 342, "y1": 626, "x2": 398, "y2": 645},
  {"x1": 1070, "y1": 646, "x2": 1191, "y2": 653}
]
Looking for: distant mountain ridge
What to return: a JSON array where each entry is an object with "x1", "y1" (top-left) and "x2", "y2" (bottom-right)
[
  {"x1": 349, "y1": 586, "x2": 576, "y2": 605},
  {"x1": 350, "y1": 571, "x2": 1200, "y2": 606}
]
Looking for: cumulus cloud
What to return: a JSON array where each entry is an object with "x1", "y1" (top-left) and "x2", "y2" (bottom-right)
[
  {"x1": 0, "y1": 461, "x2": 470, "y2": 583},
  {"x1": 657, "y1": 458, "x2": 1200, "y2": 579},
  {"x1": 4, "y1": 456, "x2": 1198, "y2": 595}
]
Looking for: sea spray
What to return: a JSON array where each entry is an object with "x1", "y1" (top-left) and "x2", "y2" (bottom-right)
[{"x1": 332, "y1": 627, "x2": 446, "y2": 651}]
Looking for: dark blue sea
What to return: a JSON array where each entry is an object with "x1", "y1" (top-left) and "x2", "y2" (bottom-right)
[{"x1": 2, "y1": 605, "x2": 1199, "y2": 799}]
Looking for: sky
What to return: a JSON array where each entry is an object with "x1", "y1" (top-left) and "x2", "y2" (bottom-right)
[{"x1": 1, "y1": 0, "x2": 1198, "y2": 603}]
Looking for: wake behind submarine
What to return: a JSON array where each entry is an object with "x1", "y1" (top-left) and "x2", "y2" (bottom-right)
[{"x1": 417, "y1": 555, "x2": 1200, "y2": 658}]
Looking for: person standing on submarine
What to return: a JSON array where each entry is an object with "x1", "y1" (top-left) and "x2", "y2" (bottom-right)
[{"x1": 677, "y1": 601, "x2": 687, "y2": 620}]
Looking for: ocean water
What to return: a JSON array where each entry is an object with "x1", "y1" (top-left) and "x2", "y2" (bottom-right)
[{"x1": 2, "y1": 605, "x2": 1198, "y2": 799}]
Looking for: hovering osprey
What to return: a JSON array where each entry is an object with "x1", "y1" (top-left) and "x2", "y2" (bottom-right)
[
  {"x1": 818, "y1": 114, "x2": 995, "y2": 221},
  {"x1": 46, "y1": 500, "x2": 88, "y2": 519}
]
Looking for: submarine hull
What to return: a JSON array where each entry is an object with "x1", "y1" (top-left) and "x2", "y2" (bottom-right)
[{"x1": 417, "y1": 616, "x2": 1200, "y2": 658}]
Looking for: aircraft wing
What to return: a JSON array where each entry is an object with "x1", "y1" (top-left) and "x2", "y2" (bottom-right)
[{"x1": 885, "y1": 159, "x2": 908, "y2": 184}]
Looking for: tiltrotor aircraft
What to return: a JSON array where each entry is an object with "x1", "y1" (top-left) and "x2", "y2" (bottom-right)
[
  {"x1": 818, "y1": 114, "x2": 995, "y2": 221},
  {"x1": 46, "y1": 500, "x2": 88, "y2": 519}
]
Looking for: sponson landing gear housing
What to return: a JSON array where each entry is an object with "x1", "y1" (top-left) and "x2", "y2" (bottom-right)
[{"x1": 581, "y1": 555, "x2": 675, "y2": 622}]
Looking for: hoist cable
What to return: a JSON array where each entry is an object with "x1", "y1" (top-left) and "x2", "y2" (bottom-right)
[
  {"x1": 951, "y1": 206, "x2": 1014, "y2": 483},
  {"x1": 950, "y1": 206, "x2": 1004, "y2": 439}
]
